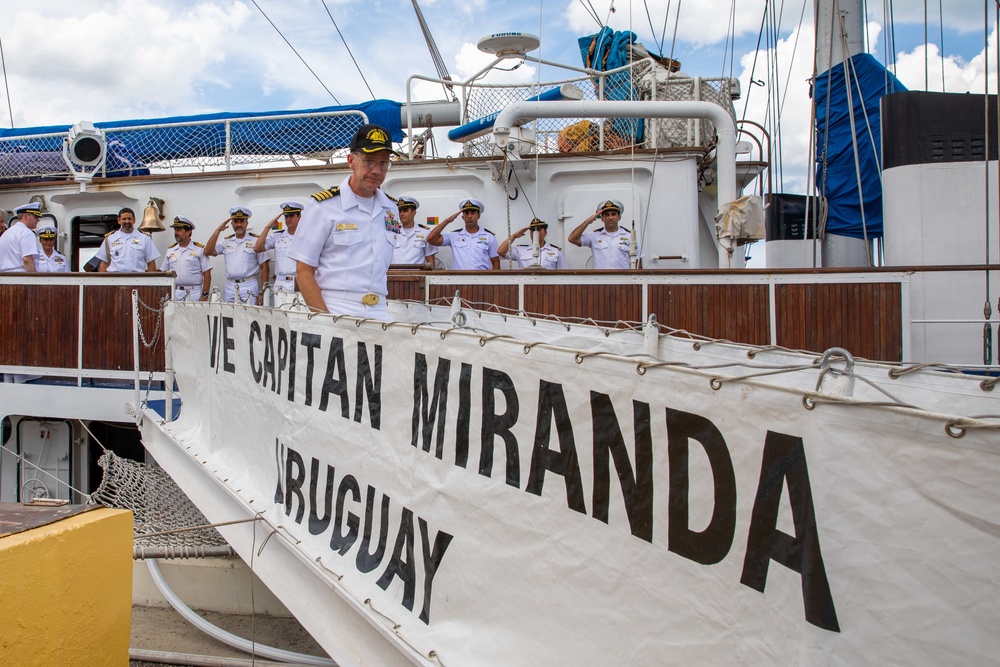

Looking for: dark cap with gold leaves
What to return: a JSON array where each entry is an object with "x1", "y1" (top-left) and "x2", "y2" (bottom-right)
[{"x1": 349, "y1": 124, "x2": 398, "y2": 155}]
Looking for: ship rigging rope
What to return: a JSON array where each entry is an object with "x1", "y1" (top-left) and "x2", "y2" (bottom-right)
[
  {"x1": 321, "y1": 0, "x2": 376, "y2": 101},
  {"x1": 839, "y1": 15, "x2": 872, "y2": 265},
  {"x1": 249, "y1": 0, "x2": 340, "y2": 105},
  {"x1": 375, "y1": 298, "x2": 1000, "y2": 437}
]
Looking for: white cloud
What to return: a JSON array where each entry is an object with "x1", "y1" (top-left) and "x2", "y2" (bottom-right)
[
  {"x1": 0, "y1": 1, "x2": 254, "y2": 125},
  {"x1": 893, "y1": 22, "x2": 999, "y2": 94}
]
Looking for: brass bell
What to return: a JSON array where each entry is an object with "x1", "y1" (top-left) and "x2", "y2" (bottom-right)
[{"x1": 138, "y1": 197, "x2": 167, "y2": 233}]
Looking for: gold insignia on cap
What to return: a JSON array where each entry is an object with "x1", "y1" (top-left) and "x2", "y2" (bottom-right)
[{"x1": 367, "y1": 128, "x2": 389, "y2": 144}]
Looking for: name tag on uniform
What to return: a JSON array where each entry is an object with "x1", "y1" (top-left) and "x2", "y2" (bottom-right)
[{"x1": 336, "y1": 223, "x2": 357, "y2": 231}]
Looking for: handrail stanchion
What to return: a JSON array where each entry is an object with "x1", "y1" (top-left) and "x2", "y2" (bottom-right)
[
  {"x1": 77, "y1": 283, "x2": 85, "y2": 387},
  {"x1": 165, "y1": 310, "x2": 174, "y2": 422},
  {"x1": 132, "y1": 289, "x2": 141, "y2": 421}
]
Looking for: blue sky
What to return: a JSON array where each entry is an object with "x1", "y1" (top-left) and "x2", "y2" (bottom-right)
[{"x1": 0, "y1": 0, "x2": 992, "y2": 191}]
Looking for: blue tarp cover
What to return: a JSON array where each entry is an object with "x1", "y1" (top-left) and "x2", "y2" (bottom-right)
[
  {"x1": 814, "y1": 53, "x2": 905, "y2": 239},
  {"x1": 0, "y1": 99, "x2": 402, "y2": 163},
  {"x1": 578, "y1": 27, "x2": 645, "y2": 143}
]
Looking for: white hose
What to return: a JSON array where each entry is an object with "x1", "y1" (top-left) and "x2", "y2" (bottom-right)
[{"x1": 145, "y1": 559, "x2": 338, "y2": 666}]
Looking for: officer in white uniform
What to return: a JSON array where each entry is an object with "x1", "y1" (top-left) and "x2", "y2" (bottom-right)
[
  {"x1": 425, "y1": 198, "x2": 500, "y2": 270},
  {"x1": 96, "y1": 207, "x2": 160, "y2": 272},
  {"x1": 254, "y1": 201, "x2": 303, "y2": 307},
  {"x1": 568, "y1": 199, "x2": 643, "y2": 269},
  {"x1": 205, "y1": 207, "x2": 268, "y2": 304},
  {"x1": 161, "y1": 216, "x2": 212, "y2": 301},
  {"x1": 390, "y1": 196, "x2": 436, "y2": 268},
  {"x1": 288, "y1": 123, "x2": 400, "y2": 320},
  {"x1": 498, "y1": 218, "x2": 567, "y2": 269},
  {"x1": 35, "y1": 225, "x2": 70, "y2": 273},
  {"x1": 0, "y1": 203, "x2": 41, "y2": 272}
]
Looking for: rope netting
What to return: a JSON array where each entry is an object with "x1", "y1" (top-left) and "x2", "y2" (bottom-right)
[
  {"x1": 0, "y1": 110, "x2": 367, "y2": 182},
  {"x1": 92, "y1": 449, "x2": 234, "y2": 559},
  {"x1": 461, "y1": 58, "x2": 738, "y2": 157}
]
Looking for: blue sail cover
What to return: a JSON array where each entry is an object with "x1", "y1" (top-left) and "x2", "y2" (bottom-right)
[
  {"x1": 578, "y1": 27, "x2": 645, "y2": 143},
  {"x1": 814, "y1": 53, "x2": 905, "y2": 239},
  {"x1": 0, "y1": 99, "x2": 402, "y2": 164}
]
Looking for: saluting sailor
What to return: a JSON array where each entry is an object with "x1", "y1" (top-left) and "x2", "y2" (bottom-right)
[
  {"x1": 497, "y1": 217, "x2": 567, "y2": 270},
  {"x1": 160, "y1": 216, "x2": 212, "y2": 302},
  {"x1": 425, "y1": 198, "x2": 500, "y2": 270},
  {"x1": 288, "y1": 123, "x2": 401, "y2": 320},
  {"x1": 254, "y1": 201, "x2": 303, "y2": 307},
  {"x1": 568, "y1": 199, "x2": 643, "y2": 269},
  {"x1": 205, "y1": 207, "x2": 269, "y2": 304},
  {"x1": 0, "y1": 203, "x2": 42, "y2": 272},
  {"x1": 96, "y1": 207, "x2": 159, "y2": 272},
  {"x1": 35, "y1": 225, "x2": 70, "y2": 273},
  {"x1": 390, "y1": 196, "x2": 437, "y2": 269}
]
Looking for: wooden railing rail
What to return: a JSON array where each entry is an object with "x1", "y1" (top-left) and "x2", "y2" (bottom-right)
[{"x1": 0, "y1": 273, "x2": 172, "y2": 383}]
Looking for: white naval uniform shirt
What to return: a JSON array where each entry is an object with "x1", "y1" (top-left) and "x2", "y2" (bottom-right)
[
  {"x1": 391, "y1": 225, "x2": 437, "y2": 265},
  {"x1": 215, "y1": 233, "x2": 266, "y2": 280},
  {"x1": 264, "y1": 230, "x2": 297, "y2": 292},
  {"x1": 288, "y1": 176, "x2": 399, "y2": 302},
  {"x1": 161, "y1": 242, "x2": 211, "y2": 286},
  {"x1": 507, "y1": 243, "x2": 567, "y2": 270},
  {"x1": 0, "y1": 222, "x2": 39, "y2": 271},
  {"x1": 96, "y1": 229, "x2": 160, "y2": 272},
  {"x1": 579, "y1": 227, "x2": 642, "y2": 269},
  {"x1": 440, "y1": 226, "x2": 498, "y2": 270},
  {"x1": 36, "y1": 249, "x2": 70, "y2": 273}
]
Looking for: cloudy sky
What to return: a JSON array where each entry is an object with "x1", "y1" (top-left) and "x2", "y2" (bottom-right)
[{"x1": 0, "y1": 0, "x2": 993, "y2": 191}]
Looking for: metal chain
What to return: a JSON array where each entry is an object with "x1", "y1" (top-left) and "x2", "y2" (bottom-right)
[{"x1": 135, "y1": 295, "x2": 167, "y2": 349}]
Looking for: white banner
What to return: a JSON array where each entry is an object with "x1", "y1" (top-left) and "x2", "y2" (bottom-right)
[{"x1": 163, "y1": 303, "x2": 1000, "y2": 666}]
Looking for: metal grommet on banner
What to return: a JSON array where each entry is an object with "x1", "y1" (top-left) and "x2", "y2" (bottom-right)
[
  {"x1": 709, "y1": 377, "x2": 722, "y2": 390},
  {"x1": 803, "y1": 395, "x2": 816, "y2": 410},
  {"x1": 945, "y1": 421, "x2": 966, "y2": 439}
]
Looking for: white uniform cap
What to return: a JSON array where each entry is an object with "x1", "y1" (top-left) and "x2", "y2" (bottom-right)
[{"x1": 459, "y1": 198, "x2": 484, "y2": 214}]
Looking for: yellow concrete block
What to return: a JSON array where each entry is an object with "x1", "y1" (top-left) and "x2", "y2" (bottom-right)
[{"x1": 0, "y1": 508, "x2": 133, "y2": 667}]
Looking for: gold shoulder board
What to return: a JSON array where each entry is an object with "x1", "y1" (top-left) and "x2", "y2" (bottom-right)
[{"x1": 310, "y1": 186, "x2": 341, "y2": 202}]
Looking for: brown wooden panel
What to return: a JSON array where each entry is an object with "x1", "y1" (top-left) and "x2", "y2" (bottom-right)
[
  {"x1": 428, "y1": 283, "x2": 518, "y2": 311},
  {"x1": 522, "y1": 283, "x2": 643, "y2": 324},
  {"x1": 0, "y1": 285, "x2": 79, "y2": 367},
  {"x1": 82, "y1": 285, "x2": 170, "y2": 372},
  {"x1": 775, "y1": 283, "x2": 902, "y2": 361},
  {"x1": 647, "y1": 283, "x2": 770, "y2": 344},
  {"x1": 387, "y1": 273, "x2": 425, "y2": 302}
]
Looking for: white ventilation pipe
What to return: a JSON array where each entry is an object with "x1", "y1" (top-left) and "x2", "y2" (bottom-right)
[{"x1": 493, "y1": 100, "x2": 738, "y2": 267}]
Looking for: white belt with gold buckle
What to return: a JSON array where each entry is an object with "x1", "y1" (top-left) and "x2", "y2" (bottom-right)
[{"x1": 361, "y1": 294, "x2": 380, "y2": 306}]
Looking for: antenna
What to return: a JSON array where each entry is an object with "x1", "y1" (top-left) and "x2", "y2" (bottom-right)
[{"x1": 410, "y1": 0, "x2": 456, "y2": 101}]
